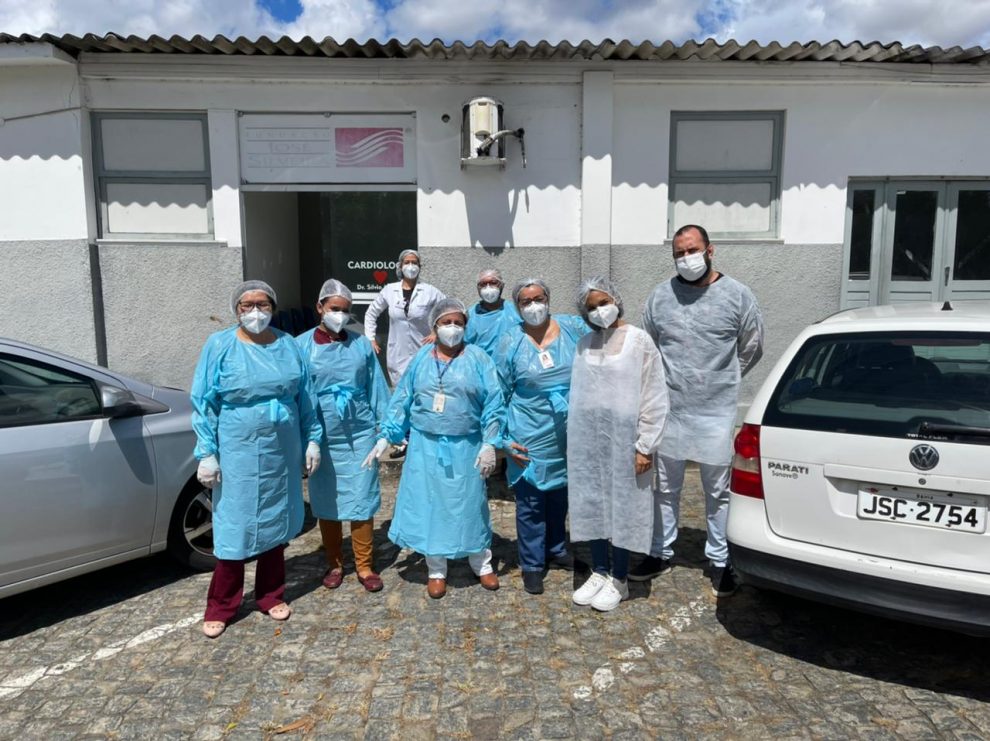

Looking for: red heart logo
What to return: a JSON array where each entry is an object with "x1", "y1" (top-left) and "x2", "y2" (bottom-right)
[{"x1": 373, "y1": 270, "x2": 388, "y2": 285}]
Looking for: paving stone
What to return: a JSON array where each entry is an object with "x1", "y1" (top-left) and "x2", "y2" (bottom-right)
[{"x1": 0, "y1": 469, "x2": 987, "y2": 737}]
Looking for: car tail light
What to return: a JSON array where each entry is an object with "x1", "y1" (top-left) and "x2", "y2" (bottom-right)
[{"x1": 731, "y1": 423, "x2": 764, "y2": 499}]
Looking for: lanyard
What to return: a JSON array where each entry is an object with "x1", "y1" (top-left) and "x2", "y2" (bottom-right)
[{"x1": 432, "y1": 349, "x2": 461, "y2": 391}]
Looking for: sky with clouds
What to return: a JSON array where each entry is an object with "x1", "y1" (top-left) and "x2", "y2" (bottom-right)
[{"x1": 1, "y1": 0, "x2": 989, "y2": 48}]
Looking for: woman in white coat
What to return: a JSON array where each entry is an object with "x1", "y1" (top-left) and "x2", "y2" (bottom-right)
[
  {"x1": 566, "y1": 276, "x2": 669, "y2": 612},
  {"x1": 363, "y1": 249, "x2": 445, "y2": 457},
  {"x1": 363, "y1": 249, "x2": 446, "y2": 385}
]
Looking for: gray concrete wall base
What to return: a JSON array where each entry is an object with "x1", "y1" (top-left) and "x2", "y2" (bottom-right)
[
  {"x1": 0, "y1": 239, "x2": 98, "y2": 363},
  {"x1": 580, "y1": 243, "x2": 611, "y2": 282},
  {"x1": 98, "y1": 242, "x2": 244, "y2": 389},
  {"x1": 612, "y1": 242, "x2": 843, "y2": 404},
  {"x1": 420, "y1": 246, "x2": 583, "y2": 309}
]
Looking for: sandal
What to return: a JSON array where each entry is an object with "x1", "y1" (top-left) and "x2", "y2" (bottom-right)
[
  {"x1": 267, "y1": 602, "x2": 292, "y2": 621},
  {"x1": 202, "y1": 621, "x2": 226, "y2": 639}
]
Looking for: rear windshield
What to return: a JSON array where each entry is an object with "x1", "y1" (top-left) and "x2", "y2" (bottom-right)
[{"x1": 764, "y1": 331, "x2": 990, "y2": 442}]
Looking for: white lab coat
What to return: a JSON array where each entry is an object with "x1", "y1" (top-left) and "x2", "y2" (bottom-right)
[
  {"x1": 364, "y1": 281, "x2": 446, "y2": 385},
  {"x1": 641, "y1": 274, "x2": 764, "y2": 466},
  {"x1": 566, "y1": 324, "x2": 669, "y2": 555}
]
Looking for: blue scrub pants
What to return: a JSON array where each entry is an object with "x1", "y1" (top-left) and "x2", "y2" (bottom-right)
[
  {"x1": 590, "y1": 540, "x2": 630, "y2": 581},
  {"x1": 513, "y1": 480, "x2": 568, "y2": 573}
]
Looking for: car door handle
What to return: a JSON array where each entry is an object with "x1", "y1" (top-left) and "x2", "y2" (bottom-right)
[{"x1": 945, "y1": 266, "x2": 950, "y2": 286}]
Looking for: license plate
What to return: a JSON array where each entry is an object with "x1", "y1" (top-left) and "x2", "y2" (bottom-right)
[{"x1": 857, "y1": 486, "x2": 987, "y2": 533}]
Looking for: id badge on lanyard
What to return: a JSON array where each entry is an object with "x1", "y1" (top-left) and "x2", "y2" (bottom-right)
[
  {"x1": 432, "y1": 391, "x2": 446, "y2": 413},
  {"x1": 538, "y1": 350, "x2": 555, "y2": 369}
]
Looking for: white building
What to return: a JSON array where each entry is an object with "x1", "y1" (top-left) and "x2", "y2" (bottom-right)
[{"x1": 1, "y1": 34, "x2": 989, "y2": 401}]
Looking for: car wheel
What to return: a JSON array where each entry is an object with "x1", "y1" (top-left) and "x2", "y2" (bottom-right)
[{"x1": 167, "y1": 480, "x2": 216, "y2": 572}]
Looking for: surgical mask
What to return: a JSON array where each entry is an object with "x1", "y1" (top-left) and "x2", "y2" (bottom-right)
[
  {"x1": 322, "y1": 310, "x2": 349, "y2": 333},
  {"x1": 436, "y1": 324, "x2": 465, "y2": 347},
  {"x1": 402, "y1": 264, "x2": 420, "y2": 280},
  {"x1": 675, "y1": 252, "x2": 709, "y2": 282},
  {"x1": 479, "y1": 285, "x2": 501, "y2": 303},
  {"x1": 520, "y1": 301, "x2": 549, "y2": 327},
  {"x1": 588, "y1": 303, "x2": 619, "y2": 329},
  {"x1": 240, "y1": 308, "x2": 271, "y2": 334}
]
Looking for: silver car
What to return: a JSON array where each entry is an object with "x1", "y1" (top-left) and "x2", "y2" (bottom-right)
[{"x1": 0, "y1": 338, "x2": 214, "y2": 599}]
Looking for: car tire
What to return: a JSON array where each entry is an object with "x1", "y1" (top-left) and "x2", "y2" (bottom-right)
[{"x1": 167, "y1": 479, "x2": 216, "y2": 572}]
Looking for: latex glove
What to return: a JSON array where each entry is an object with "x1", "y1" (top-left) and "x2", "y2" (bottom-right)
[
  {"x1": 305, "y1": 441, "x2": 321, "y2": 476},
  {"x1": 474, "y1": 444, "x2": 497, "y2": 479},
  {"x1": 362, "y1": 438, "x2": 390, "y2": 469},
  {"x1": 197, "y1": 455, "x2": 221, "y2": 489},
  {"x1": 507, "y1": 441, "x2": 530, "y2": 467}
]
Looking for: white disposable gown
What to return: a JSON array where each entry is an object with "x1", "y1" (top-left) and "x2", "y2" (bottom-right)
[
  {"x1": 191, "y1": 327, "x2": 323, "y2": 560},
  {"x1": 642, "y1": 275, "x2": 764, "y2": 466},
  {"x1": 566, "y1": 324, "x2": 669, "y2": 555},
  {"x1": 363, "y1": 281, "x2": 446, "y2": 384},
  {"x1": 295, "y1": 328, "x2": 391, "y2": 521},
  {"x1": 382, "y1": 344, "x2": 505, "y2": 558}
]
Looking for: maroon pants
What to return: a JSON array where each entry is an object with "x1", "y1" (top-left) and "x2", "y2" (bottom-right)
[{"x1": 204, "y1": 545, "x2": 286, "y2": 623}]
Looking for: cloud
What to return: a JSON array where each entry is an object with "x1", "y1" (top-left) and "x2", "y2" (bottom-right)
[{"x1": 1, "y1": 0, "x2": 988, "y2": 47}]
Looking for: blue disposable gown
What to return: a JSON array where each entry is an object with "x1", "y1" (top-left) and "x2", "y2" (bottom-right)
[
  {"x1": 465, "y1": 300, "x2": 521, "y2": 358},
  {"x1": 296, "y1": 328, "x2": 391, "y2": 521},
  {"x1": 191, "y1": 327, "x2": 322, "y2": 560},
  {"x1": 382, "y1": 344, "x2": 505, "y2": 558},
  {"x1": 496, "y1": 315, "x2": 589, "y2": 491}
]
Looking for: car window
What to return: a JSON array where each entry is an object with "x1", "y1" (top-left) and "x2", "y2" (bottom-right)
[
  {"x1": 0, "y1": 354, "x2": 102, "y2": 428},
  {"x1": 764, "y1": 331, "x2": 990, "y2": 441}
]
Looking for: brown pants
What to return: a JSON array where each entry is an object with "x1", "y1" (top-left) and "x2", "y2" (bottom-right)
[{"x1": 319, "y1": 518, "x2": 374, "y2": 576}]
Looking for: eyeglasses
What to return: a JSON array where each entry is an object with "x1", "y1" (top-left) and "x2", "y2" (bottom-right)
[
  {"x1": 516, "y1": 297, "x2": 547, "y2": 307},
  {"x1": 238, "y1": 301, "x2": 273, "y2": 312}
]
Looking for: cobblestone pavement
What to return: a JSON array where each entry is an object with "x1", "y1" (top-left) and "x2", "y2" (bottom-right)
[{"x1": 1, "y1": 465, "x2": 989, "y2": 740}]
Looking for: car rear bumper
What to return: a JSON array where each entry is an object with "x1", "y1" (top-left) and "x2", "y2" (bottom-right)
[{"x1": 730, "y1": 543, "x2": 990, "y2": 636}]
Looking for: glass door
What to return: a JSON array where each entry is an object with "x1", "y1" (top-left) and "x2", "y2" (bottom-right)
[
  {"x1": 879, "y1": 182, "x2": 947, "y2": 304},
  {"x1": 944, "y1": 184, "x2": 990, "y2": 301}
]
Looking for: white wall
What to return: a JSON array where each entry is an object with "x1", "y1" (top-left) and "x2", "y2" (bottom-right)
[
  {"x1": 84, "y1": 77, "x2": 582, "y2": 249},
  {"x1": 0, "y1": 65, "x2": 91, "y2": 241},
  {"x1": 611, "y1": 81, "x2": 990, "y2": 246},
  {"x1": 243, "y1": 192, "x2": 301, "y2": 309}
]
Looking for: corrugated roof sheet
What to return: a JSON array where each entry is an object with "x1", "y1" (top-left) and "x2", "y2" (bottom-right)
[{"x1": 0, "y1": 34, "x2": 988, "y2": 64}]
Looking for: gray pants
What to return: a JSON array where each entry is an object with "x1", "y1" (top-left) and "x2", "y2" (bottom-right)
[{"x1": 650, "y1": 456, "x2": 731, "y2": 568}]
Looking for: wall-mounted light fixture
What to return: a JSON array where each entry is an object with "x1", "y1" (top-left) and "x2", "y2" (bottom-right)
[{"x1": 460, "y1": 96, "x2": 526, "y2": 169}]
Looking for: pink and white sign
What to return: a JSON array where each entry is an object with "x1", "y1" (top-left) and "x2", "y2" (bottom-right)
[
  {"x1": 335, "y1": 128, "x2": 404, "y2": 168},
  {"x1": 238, "y1": 114, "x2": 416, "y2": 184}
]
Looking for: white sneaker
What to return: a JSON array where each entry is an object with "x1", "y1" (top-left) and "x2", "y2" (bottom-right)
[
  {"x1": 573, "y1": 572, "x2": 609, "y2": 606},
  {"x1": 590, "y1": 577, "x2": 629, "y2": 612}
]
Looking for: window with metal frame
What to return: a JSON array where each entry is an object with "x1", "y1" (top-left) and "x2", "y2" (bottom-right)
[
  {"x1": 92, "y1": 113, "x2": 213, "y2": 239},
  {"x1": 668, "y1": 111, "x2": 784, "y2": 240}
]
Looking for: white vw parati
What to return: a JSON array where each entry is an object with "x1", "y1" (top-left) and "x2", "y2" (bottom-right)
[{"x1": 727, "y1": 301, "x2": 990, "y2": 635}]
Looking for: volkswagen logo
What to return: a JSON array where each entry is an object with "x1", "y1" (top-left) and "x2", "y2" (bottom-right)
[{"x1": 909, "y1": 444, "x2": 940, "y2": 471}]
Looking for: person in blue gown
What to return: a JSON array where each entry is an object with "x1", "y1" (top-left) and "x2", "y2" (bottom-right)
[
  {"x1": 496, "y1": 278, "x2": 590, "y2": 594},
  {"x1": 191, "y1": 280, "x2": 323, "y2": 638},
  {"x1": 367, "y1": 298, "x2": 505, "y2": 599},
  {"x1": 296, "y1": 279, "x2": 391, "y2": 593},
  {"x1": 465, "y1": 267, "x2": 521, "y2": 358}
]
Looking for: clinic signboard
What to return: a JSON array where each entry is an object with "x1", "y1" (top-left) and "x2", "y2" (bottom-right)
[{"x1": 238, "y1": 113, "x2": 417, "y2": 183}]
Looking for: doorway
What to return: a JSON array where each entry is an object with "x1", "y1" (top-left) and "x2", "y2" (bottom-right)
[{"x1": 242, "y1": 189, "x2": 417, "y2": 339}]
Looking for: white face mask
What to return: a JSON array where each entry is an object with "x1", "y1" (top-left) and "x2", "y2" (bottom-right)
[
  {"x1": 479, "y1": 285, "x2": 501, "y2": 304},
  {"x1": 401, "y1": 264, "x2": 420, "y2": 280},
  {"x1": 588, "y1": 303, "x2": 619, "y2": 329},
  {"x1": 675, "y1": 251, "x2": 709, "y2": 282},
  {"x1": 520, "y1": 301, "x2": 549, "y2": 327},
  {"x1": 436, "y1": 324, "x2": 465, "y2": 347},
  {"x1": 322, "y1": 310, "x2": 349, "y2": 333},
  {"x1": 240, "y1": 308, "x2": 272, "y2": 334}
]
